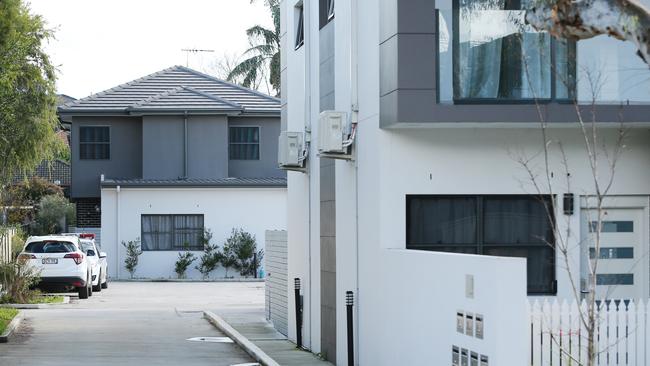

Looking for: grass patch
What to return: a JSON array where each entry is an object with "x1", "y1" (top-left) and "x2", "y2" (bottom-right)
[
  {"x1": 26, "y1": 295, "x2": 64, "y2": 304},
  {"x1": 0, "y1": 308, "x2": 18, "y2": 334}
]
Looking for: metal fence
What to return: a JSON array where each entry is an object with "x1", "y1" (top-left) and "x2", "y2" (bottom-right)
[{"x1": 529, "y1": 299, "x2": 649, "y2": 366}]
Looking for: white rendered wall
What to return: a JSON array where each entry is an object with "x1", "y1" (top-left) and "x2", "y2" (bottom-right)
[{"x1": 101, "y1": 187, "x2": 286, "y2": 279}]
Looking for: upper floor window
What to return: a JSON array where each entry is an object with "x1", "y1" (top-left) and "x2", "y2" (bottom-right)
[
  {"x1": 319, "y1": 0, "x2": 334, "y2": 29},
  {"x1": 406, "y1": 195, "x2": 556, "y2": 295},
  {"x1": 79, "y1": 126, "x2": 110, "y2": 160},
  {"x1": 229, "y1": 126, "x2": 260, "y2": 160},
  {"x1": 141, "y1": 214, "x2": 204, "y2": 251},
  {"x1": 295, "y1": 3, "x2": 305, "y2": 50},
  {"x1": 437, "y1": 0, "x2": 576, "y2": 103}
]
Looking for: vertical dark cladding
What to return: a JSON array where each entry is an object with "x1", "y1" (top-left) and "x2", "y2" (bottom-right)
[{"x1": 319, "y1": 6, "x2": 337, "y2": 362}]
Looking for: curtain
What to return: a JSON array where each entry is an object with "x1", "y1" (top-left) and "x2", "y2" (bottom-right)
[
  {"x1": 456, "y1": 0, "x2": 552, "y2": 99},
  {"x1": 142, "y1": 216, "x2": 173, "y2": 251},
  {"x1": 173, "y1": 215, "x2": 203, "y2": 249}
]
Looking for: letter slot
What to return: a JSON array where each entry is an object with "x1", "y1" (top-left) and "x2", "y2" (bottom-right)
[
  {"x1": 480, "y1": 355, "x2": 489, "y2": 366},
  {"x1": 456, "y1": 311, "x2": 465, "y2": 333},
  {"x1": 452, "y1": 346, "x2": 460, "y2": 366},
  {"x1": 470, "y1": 352, "x2": 479, "y2": 366},
  {"x1": 465, "y1": 313, "x2": 474, "y2": 337},
  {"x1": 461, "y1": 349, "x2": 469, "y2": 366},
  {"x1": 475, "y1": 314, "x2": 484, "y2": 339}
]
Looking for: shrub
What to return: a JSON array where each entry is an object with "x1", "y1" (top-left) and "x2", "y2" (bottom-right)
[
  {"x1": 3, "y1": 177, "x2": 64, "y2": 226},
  {"x1": 122, "y1": 239, "x2": 143, "y2": 279},
  {"x1": 224, "y1": 228, "x2": 264, "y2": 277},
  {"x1": 195, "y1": 230, "x2": 223, "y2": 279},
  {"x1": 0, "y1": 230, "x2": 41, "y2": 303},
  {"x1": 32, "y1": 194, "x2": 74, "y2": 235},
  {"x1": 221, "y1": 241, "x2": 237, "y2": 278},
  {"x1": 175, "y1": 249, "x2": 196, "y2": 279}
]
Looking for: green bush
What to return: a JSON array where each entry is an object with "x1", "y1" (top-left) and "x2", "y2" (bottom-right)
[
  {"x1": 0, "y1": 230, "x2": 41, "y2": 304},
  {"x1": 32, "y1": 194, "x2": 74, "y2": 235},
  {"x1": 195, "y1": 230, "x2": 223, "y2": 279},
  {"x1": 122, "y1": 239, "x2": 142, "y2": 279},
  {"x1": 175, "y1": 249, "x2": 196, "y2": 279},
  {"x1": 224, "y1": 228, "x2": 264, "y2": 278}
]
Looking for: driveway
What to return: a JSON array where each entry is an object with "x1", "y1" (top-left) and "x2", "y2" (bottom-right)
[{"x1": 0, "y1": 282, "x2": 265, "y2": 366}]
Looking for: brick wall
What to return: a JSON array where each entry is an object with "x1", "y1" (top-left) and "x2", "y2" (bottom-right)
[{"x1": 75, "y1": 198, "x2": 101, "y2": 228}]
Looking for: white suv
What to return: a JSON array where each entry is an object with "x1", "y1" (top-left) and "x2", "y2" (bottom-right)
[{"x1": 19, "y1": 235, "x2": 93, "y2": 299}]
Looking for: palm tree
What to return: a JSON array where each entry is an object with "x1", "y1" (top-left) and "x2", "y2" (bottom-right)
[{"x1": 228, "y1": 0, "x2": 280, "y2": 96}]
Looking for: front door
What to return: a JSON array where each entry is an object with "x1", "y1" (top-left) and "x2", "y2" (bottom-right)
[{"x1": 581, "y1": 198, "x2": 649, "y2": 300}]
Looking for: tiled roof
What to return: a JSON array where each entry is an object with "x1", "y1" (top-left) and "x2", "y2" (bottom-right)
[
  {"x1": 58, "y1": 66, "x2": 280, "y2": 116},
  {"x1": 100, "y1": 177, "x2": 287, "y2": 188},
  {"x1": 12, "y1": 160, "x2": 71, "y2": 186}
]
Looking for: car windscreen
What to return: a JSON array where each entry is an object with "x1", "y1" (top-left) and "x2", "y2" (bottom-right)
[
  {"x1": 80, "y1": 241, "x2": 96, "y2": 254},
  {"x1": 24, "y1": 241, "x2": 76, "y2": 254}
]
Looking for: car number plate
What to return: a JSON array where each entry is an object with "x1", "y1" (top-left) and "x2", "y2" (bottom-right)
[{"x1": 42, "y1": 258, "x2": 58, "y2": 264}]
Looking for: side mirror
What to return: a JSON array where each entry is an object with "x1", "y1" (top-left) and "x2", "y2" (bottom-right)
[
  {"x1": 86, "y1": 250, "x2": 96, "y2": 256},
  {"x1": 99, "y1": 252, "x2": 107, "y2": 259}
]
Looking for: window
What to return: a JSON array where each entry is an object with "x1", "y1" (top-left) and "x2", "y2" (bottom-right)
[
  {"x1": 79, "y1": 126, "x2": 110, "y2": 160},
  {"x1": 295, "y1": 4, "x2": 305, "y2": 49},
  {"x1": 141, "y1": 215, "x2": 204, "y2": 251},
  {"x1": 589, "y1": 221, "x2": 634, "y2": 233},
  {"x1": 229, "y1": 126, "x2": 260, "y2": 160},
  {"x1": 437, "y1": 0, "x2": 575, "y2": 103},
  {"x1": 319, "y1": 0, "x2": 334, "y2": 28},
  {"x1": 407, "y1": 195, "x2": 556, "y2": 294}
]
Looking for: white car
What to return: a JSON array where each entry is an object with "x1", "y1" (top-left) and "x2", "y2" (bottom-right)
[
  {"x1": 79, "y1": 238, "x2": 108, "y2": 292},
  {"x1": 18, "y1": 235, "x2": 93, "y2": 299}
]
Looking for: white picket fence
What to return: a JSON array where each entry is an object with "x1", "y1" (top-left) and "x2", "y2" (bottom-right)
[
  {"x1": 529, "y1": 299, "x2": 650, "y2": 366},
  {"x1": 0, "y1": 228, "x2": 15, "y2": 263}
]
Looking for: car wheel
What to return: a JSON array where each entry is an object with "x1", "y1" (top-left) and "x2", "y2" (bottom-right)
[
  {"x1": 87, "y1": 274, "x2": 93, "y2": 297},
  {"x1": 93, "y1": 271, "x2": 102, "y2": 292},
  {"x1": 78, "y1": 284, "x2": 89, "y2": 299}
]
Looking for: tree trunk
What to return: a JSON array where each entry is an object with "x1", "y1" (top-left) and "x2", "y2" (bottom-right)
[{"x1": 526, "y1": 0, "x2": 650, "y2": 64}]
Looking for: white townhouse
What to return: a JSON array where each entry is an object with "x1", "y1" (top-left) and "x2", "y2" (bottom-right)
[{"x1": 279, "y1": 0, "x2": 650, "y2": 364}]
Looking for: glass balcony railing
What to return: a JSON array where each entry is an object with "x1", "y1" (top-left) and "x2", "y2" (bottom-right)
[{"x1": 437, "y1": 0, "x2": 650, "y2": 105}]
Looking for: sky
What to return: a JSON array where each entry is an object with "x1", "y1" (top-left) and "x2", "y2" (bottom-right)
[{"x1": 27, "y1": 0, "x2": 274, "y2": 99}]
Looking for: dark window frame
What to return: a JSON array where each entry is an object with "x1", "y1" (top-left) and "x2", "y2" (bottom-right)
[
  {"x1": 141, "y1": 214, "x2": 205, "y2": 251},
  {"x1": 406, "y1": 194, "x2": 557, "y2": 295},
  {"x1": 79, "y1": 126, "x2": 111, "y2": 160},
  {"x1": 295, "y1": 3, "x2": 305, "y2": 50},
  {"x1": 229, "y1": 126, "x2": 261, "y2": 161},
  {"x1": 447, "y1": 0, "x2": 577, "y2": 105},
  {"x1": 319, "y1": 0, "x2": 334, "y2": 29}
]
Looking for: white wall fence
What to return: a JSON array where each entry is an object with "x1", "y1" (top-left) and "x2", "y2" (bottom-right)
[
  {"x1": 530, "y1": 300, "x2": 650, "y2": 366},
  {"x1": 0, "y1": 228, "x2": 15, "y2": 263}
]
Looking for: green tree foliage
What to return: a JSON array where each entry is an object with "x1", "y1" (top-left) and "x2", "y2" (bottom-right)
[
  {"x1": 3, "y1": 177, "x2": 64, "y2": 225},
  {"x1": 228, "y1": 0, "x2": 280, "y2": 96},
  {"x1": 0, "y1": 0, "x2": 59, "y2": 185},
  {"x1": 224, "y1": 228, "x2": 264, "y2": 277},
  {"x1": 122, "y1": 239, "x2": 143, "y2": 279},
  {"x1": 31, "y1": 194, "x2": 74, "y2": 235}
]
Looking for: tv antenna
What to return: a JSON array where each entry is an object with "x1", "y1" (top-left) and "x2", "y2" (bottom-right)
[{"x1": 181, "y1": 48, "x2": 215, "y2": 67}]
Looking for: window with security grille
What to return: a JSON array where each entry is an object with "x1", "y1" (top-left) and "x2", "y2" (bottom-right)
[
  {"x1": 141, "y1": 215, "x2": 204, "y2": 251},
  {"x1": 229, "y1": 126, "x2": 260, "y2": 160},
  {"x1": 79, "y1": 126, "x2": 110, "y2": 160}
]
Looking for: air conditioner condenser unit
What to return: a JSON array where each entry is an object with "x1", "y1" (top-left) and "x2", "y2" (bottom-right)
[
  {"x1": 278, "y1": 131, "x2": 305, "y2": 168},
  {"x1": 318, "y1": 111, "x2": 347, "y2": 154}
]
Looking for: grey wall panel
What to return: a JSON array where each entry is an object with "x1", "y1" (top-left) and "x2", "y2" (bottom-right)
[
  {"x1": 228, "y1": 117, "x2": 286, "y2": 178},
  {"x1": 187, "y1": 116, "x2": 228, "y2": 179},
  {"x1": 71, "y1": 116, "x2": 142, "y2": 198},
  {"x1": 142, "y1": 116, "x2": 185, "y2": 180},
  {"x1": 319, "y1": 20, "x2": 337, "y2": 362},
  {"x1": 265, "y1": 230, "x2": 288, "y2": 336}
]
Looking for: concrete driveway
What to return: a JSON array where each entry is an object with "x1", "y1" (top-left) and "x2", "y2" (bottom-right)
[{"x1": 0, "y1": 282, "x2": 265, "y2": 366}]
